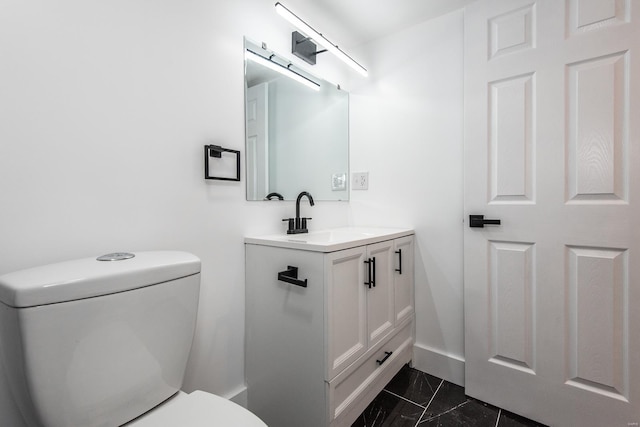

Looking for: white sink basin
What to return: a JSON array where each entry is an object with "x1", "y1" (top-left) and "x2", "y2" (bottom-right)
[{"x1": 245, "y1": 227, "x2": 414, "y2": 252}]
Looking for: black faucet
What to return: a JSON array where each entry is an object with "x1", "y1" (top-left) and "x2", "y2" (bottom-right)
[
  {"x1": 264, "y1": 192, "x2": 284, "y2": 201},
  {"x1": 283, "y1": 191, "x2": 314, "y2": 234}
]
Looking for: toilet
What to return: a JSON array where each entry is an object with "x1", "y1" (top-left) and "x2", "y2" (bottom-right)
[{"x1": 0, "y1": 251, "x2": 267, "y2": 427}]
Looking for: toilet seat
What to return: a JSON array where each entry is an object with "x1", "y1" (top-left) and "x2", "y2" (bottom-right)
[{"x1": 127, "y1": 390, "x2": 267, "y2": 427}]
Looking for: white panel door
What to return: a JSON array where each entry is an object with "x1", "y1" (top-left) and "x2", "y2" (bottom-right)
[
  {"x1": 246, "y1": 83, "x2": 268, "y2": 200},
  {"x1": 464, "y1": 1, "x2": 639, "y2": 426}
]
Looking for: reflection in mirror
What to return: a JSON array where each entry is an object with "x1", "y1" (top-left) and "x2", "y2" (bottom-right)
[{"x1": 244, "y1": 38, "x2": 349, "y2": 201}]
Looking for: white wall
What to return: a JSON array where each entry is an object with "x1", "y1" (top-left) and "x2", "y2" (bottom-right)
[
  {"x1": 0, "y1": 1, "x2": 350, "y2": 425},
  {"x1": 0, "y1": 1, "x2": 466, "y2": 424},
  {"x1": 348, "y1": 10, "x2": 466, "y2": 384}
]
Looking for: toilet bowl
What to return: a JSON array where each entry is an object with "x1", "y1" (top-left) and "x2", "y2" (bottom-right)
[
  {"x1": 0, "y1": 251, "x2": 266, "y2": 427},
  {"x1": 127, "y1": 391, "x2": 265, "y2": 426}
]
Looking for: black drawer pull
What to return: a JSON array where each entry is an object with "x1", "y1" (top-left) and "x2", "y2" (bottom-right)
[
  {"x1": 376, "y1": 351, "x2": 393, "y2": 366},
  {"x1": 277, "y1": 266, "x2": 308, "y2": 288},
  {"x1": 395, "y1": 249, "x2": 402, "y2": 274}
]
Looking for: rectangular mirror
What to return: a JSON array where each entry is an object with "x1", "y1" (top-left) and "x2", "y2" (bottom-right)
[{"x1": 244, "y1": 37, "x2": 349, "y2": 201}]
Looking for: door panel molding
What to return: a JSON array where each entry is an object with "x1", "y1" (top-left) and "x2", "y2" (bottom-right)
[
  {"x1": 566, "y1": 51, "x2": 629, "y2": 203},
  {"x1": 488, "y1": 73, "x2": 536, "y2": 203},
  {"x1": 488, "y1": 241, "x2": 536, "y2": 373},
  {"x1": 565, "y1": 245, "x2": 628, "y2": 401}
]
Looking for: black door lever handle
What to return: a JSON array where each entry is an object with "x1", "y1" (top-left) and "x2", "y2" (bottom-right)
[{"x1": 469, "y1": 214, "x2": 501, "y2": 228}]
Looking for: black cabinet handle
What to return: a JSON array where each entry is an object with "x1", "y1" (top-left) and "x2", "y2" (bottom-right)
[
  {"x1": 364, "y1": 257, "x2": 377, "y2": 288},
  {"x1": 277, "y1": 266, "x2": 308, "y2": 287},
  {"x1": 364, "y1": 258, "x2": 372, "y2": 288},
  {"x1": 376, "y1": 351, "x2": 393, "y2": 365},
  {"x1": 469, "y1": 214, "x2": 501, "y2": 228},
  {"x1": 395, "y1": 249, "x2": 402, "y2": 275},
  {"x1": 371, "y1": 257, "x2": 376, "y2": 287}
]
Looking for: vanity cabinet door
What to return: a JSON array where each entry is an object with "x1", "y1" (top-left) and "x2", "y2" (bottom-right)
[
  {"x1": 365, "y1": 240, "x2": 395, "y2": 349},
  {"x1": 326, "y1": 246, "x2": 368, "y2": 380},
  {"x1": 393, "y1": 236, "x2": 415, "y2": 325}
]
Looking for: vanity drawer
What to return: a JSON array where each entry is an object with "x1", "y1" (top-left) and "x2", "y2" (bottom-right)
[{"x1": 328, "y1": 321, "x2": 413, "y2": 425}]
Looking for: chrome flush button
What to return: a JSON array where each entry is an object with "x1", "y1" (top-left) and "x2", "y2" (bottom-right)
[{"x1": 96, "y1": 252, "x2": 135, "y2": 261}]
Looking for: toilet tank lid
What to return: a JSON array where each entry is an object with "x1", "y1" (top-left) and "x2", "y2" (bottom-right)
[{"x1": 0, "y1": 251, "x2": 201, "y2": 308}]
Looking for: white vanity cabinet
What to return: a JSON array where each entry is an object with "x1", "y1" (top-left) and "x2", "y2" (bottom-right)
[
  {"x1": 393, "y1": 235, "x2": 415, "y2": 326},
  {"x1": 245, "y1": 228, "x2": 414, "y2": 427}
]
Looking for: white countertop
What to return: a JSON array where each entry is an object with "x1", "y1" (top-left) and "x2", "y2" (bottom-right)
[{"x1": 244, "y1": 227, "x2": 414, "y2": 252}]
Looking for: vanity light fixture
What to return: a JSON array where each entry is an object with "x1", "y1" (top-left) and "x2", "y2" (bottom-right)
[
  {"x1": 275, "y1": 2, "x2": 368, "y2": 77},
  {"x1": 245, "y1": 49, "x2": 320, "y2": 91}
]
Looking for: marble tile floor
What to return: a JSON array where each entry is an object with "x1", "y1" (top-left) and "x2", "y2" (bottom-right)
[{"x1": 352, "y1": 365, "x2": 547, "y2": 427}]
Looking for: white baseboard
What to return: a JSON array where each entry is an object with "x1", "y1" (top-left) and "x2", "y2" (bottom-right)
[{"x1": 412, "y1": 343, "x2": 465, "y2": 387}]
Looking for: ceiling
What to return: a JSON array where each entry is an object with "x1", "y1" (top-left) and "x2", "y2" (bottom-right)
[{"x1": 288, "y1": 0, "x2": 477, "y2": 47}]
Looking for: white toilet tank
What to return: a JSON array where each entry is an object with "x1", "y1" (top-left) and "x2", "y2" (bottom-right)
[{"x1": 0, "y1": 251, "x2": 201, "y2": 427}]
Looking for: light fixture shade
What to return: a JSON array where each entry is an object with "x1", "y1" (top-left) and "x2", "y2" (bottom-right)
[
  {"x1": 275, "y1": 2, "x2": 368, "y2": 77},
  {"x1": 245, "y1": 50, "x2": 320, "y2": 91}
]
